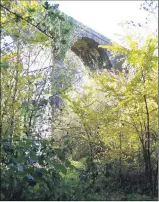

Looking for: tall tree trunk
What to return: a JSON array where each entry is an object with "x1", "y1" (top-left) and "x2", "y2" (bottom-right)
[
  {"x1": 153, "y1": 161, "x2": 158, "y2": 196},
  {"x1": 119, "y1": 130, "x2": 122, "y2": 184},
  {"x1": 144, "y1": 94, "x2": 154, "y2": 198},
  {"x1": 10, "y1": 44, "x2": 20, "y2": 144}
]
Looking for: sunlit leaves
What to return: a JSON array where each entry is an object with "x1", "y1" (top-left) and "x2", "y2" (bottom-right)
[
  {"x1": 65, "y1": 35, "x2": 158, "y2": 186},
  {"x1": 96, "y1": 34, "x2": 158, "y2": 163}
]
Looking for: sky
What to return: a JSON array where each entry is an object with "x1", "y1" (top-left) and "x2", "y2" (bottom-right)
[{"x1": 52, "y1": 1, "x2": 157, "y2": 44}]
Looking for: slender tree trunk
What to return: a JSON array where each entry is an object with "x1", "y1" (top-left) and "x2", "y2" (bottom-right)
[
  {"x1": 143, "y1": 94, "x2": 154, "y2": 198},
  {"x1": 153, "y1": 161, "x2": 158, "y2": 196},
  {"x1": 119, "y1": 130, "x2": 122, "y2": 184},
  {"x1": 10, "y1": 44, "x2": 20, "y2": 144}
]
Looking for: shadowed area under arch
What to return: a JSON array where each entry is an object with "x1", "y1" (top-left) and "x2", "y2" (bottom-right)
[{"x1": 71, "y1": 37, "x2": 112, "y2": 70}]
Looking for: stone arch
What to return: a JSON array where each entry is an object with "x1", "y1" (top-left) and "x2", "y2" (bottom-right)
[{"x1": 71, "y1": 37, "x2": 112, "y2": 70}]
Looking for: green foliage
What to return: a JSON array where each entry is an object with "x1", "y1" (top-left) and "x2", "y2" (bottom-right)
[
  {"x1": 1, "y1": 0, "x2": 75, "y2": 59},
  {"x1": 0, "y1": 0, "x2": 158, "y2": 201},
  {"x1": 0, "y1": 0, "x2": 76, "y2": 200},
  {"x1": 1, "y1": 138, "x2": 72, "y2": 200},
  {"x1": 126, "y1": 193, "x2": 152, "y2": 201},
  {"x1": 61, "y1": 34, "x2": 158, "y2": 199}
]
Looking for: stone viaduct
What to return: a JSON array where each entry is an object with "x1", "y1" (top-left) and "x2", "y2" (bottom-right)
[
  {"x1": 67, "y1": 17, "x2": 123, "y2": 71},
  {"x1": 50, "y1": 16, "x2": 124, "y2": 105},
  {"x1": 46, "y1": 15, "x2": 125, "y2": 112},
  {"x1": 35, "y1": 15, "x2": 124, "y2": 138}
]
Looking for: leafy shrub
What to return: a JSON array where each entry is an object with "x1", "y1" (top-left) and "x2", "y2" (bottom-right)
[{"x1": 0, "y1": 138, "x2": 72, "y2": 200}]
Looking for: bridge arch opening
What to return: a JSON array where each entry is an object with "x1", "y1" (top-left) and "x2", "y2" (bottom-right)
[{"x1": 71, "y1": 37, "x2": 112, "y2": 70}]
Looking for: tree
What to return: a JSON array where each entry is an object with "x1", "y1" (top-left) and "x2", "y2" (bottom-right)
[
  {"x1": 1, "y1": 0, "x2": 76, "y2": 140},
  {"x1": 61, "y1": 34, "x2": 158, "y2": 199},
  {"x1": 1, "y1": 1, "x2": 76, "y2": 200},
  {"x1": 98, "y1": 34, "x2": 158, "y2": 197}
]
